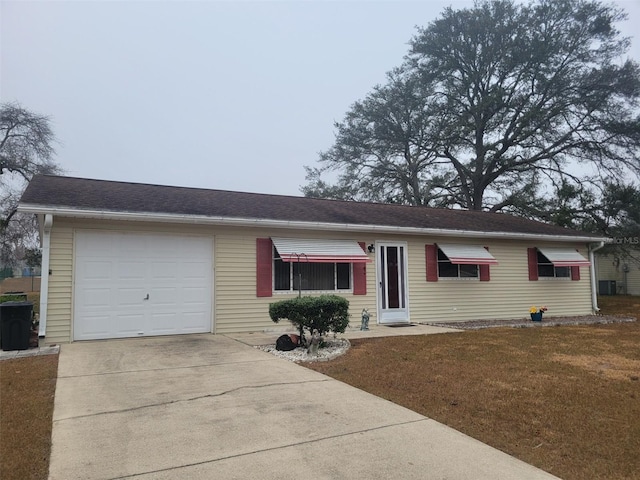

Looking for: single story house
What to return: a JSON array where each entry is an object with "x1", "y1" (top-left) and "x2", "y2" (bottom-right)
[{"x1": 18, "y1": 175, "x2": 608, "y2": 345}]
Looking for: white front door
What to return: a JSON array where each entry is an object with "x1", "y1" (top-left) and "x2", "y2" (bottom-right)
[
  {"x1": 73, "y1": 231, "x2": 213, "y2": 340},
  {"x1": 376, "y1": 242, "x2": 409, "y2": 324}
]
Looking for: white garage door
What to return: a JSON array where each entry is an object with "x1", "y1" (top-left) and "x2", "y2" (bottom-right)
[{"x1": 74, "y1": 231, "x2": 213, "y2": 340}]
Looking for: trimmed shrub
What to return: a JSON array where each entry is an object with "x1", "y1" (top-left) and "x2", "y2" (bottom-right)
[{"x1": 269, "y1": 295, "x2": 349, "y2": 344}]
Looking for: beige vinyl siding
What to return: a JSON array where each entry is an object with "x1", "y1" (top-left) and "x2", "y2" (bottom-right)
[
  {"x1": 407, "y1": 239, "x2": 592, "y2": 323},
  {"x1": 43, "y1": 217, "x2": 595, "y2": 343},
  {"x1": 43, "y1": 221, "x2": 381, "y2": 338},
  {"x1": 214, "y1": 229, "x2": 378, "y2": 333},
  {"x1": 45, "y1": 224, "x2": 74, "y2": 345},
  {"x1": 596, "y1": 253, "x2": 640, "y2": 295},
  {"x1": 625, "y1": 264, "x2": 640, "y2": 296},
  {"x1": 214, "y1": 233, "x2": 262, "y2": 333}
]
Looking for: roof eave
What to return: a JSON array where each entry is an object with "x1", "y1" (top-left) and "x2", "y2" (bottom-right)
[{"x1": 17, "y1": 203, "x2": 609, "y2": 244}]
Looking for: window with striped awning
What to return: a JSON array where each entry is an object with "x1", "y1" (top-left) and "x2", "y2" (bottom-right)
[
  {"x1": 256, "y1": 238, "x2": 369, "y2": 297},
  {"x1": 437, "y1": 243, "x2": 498, "y2": 265},
  {"x1": 536, "y1": 247, "x2": 590, "y2": 267},
  {"x1": 271, "y1": 237, "x2": 371, "y2": 263}
]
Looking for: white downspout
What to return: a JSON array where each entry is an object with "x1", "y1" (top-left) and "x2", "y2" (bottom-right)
[
  {"x1": 589, "y1": 241, "x2": 605, "y2": 314},
  {"x1": 39, "y1": 214, "x2": 53, "y2": 337}
]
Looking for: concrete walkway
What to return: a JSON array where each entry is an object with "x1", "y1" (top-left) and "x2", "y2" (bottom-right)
[{"x1": 49, "y1": 333, "x2": 560, "y2": 480}]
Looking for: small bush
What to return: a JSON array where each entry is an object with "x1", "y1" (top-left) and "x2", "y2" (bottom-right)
[{"x1": 269, "y1": 295, "x2": 349, "y2": 344}]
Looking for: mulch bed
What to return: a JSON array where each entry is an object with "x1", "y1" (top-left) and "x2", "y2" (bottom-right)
[{"x1": 424, "y1": 314, "x2": 637, "y2": 330}]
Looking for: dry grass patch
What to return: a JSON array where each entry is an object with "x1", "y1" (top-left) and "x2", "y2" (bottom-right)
[
  {"x1": 553, "y1": 353, "x2": 640, "y2": 381},
  {"x1": 0, "y1": 354, "x2": 58, "y2": 480},
  {"x1": 304, "y1": 299, "x2": 640, "y2": 480}
]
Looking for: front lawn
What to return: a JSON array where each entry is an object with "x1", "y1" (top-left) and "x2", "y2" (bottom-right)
[
  {"x1": 304, "y1": 296, "x2": 640, "y2": 480},
  {"x1": 0, "y1": 354, "x2": 58, "y2": 480},
  {"x1": 0, "y1": 296, "x2": 637, "y2": 479}
]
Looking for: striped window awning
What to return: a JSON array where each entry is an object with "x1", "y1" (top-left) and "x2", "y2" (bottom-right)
[
  {"x1": 272, "y1": 238, "x2": 371, "y2": 263},
  {"x1": 437, "y1": 243, "x2": 498, "y2": 265},
  {"x1": 537, "y1": 247, "x2": 591, "y2": 267}
]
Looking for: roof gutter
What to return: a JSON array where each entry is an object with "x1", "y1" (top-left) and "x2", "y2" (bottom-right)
[
  {"x1": 17, "y1": 204, "x2": 608, "y2": 243},
  {"x1": 589, "y1": 241, "x2": 607, "y2": 313}
]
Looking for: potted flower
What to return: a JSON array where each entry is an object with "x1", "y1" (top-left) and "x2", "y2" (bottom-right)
[{"x1": 530, "y1": 306, "x2": 548, "y2": 322}]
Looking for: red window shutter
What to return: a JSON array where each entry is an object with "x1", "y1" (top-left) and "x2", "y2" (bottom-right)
[
  {"x1": 571, "y1": 266, "x2": 580, "y2": 281},
  {"x1": 425, "y1": 244, "x2": 438, "y2": 282},
  {"x1": 256, "y1": 238, "x2": 273, "y2": 297},
  {"x1": 353, "y1": 242, "x2": 367, "y2": 295},
  {"x1": 527, "y1": 248, "x2": 538, "y2": 281},
  {"x1": 479, "y1": 246, "x2": 490, "y2": 281}
]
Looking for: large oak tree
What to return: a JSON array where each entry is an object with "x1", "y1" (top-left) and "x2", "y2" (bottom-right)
[
  {"x1": 304, "y1": 0, "x2": 640, "y2": 215},
  {"x1": 0, "y1": 102, "x2": 60, "y2": 266}
]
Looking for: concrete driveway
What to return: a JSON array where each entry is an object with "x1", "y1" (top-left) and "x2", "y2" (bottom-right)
[{"x1": 49, "y1": 334, "x2": 560, "y2": 480}]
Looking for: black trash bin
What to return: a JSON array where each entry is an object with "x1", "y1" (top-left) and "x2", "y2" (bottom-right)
[{"x1": 0, "y1": 301, "x2": 33, "y2": 351}]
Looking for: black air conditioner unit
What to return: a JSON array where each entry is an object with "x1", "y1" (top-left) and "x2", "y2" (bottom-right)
[{"x1": 598, "y1": 280, "x2": 616, "y2": 295}]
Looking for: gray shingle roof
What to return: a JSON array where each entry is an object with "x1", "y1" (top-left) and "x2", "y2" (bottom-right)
[{"x1": 19, "y1": 175, "x2": 601, "y2": 239}]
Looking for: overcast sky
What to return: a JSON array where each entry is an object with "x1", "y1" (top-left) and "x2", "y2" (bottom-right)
[{"x1": 3, "y1": 0, "x2": 640, "y2": 197}]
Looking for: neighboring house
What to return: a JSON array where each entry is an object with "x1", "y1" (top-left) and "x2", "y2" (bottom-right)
[
  {"x1": 18, "y1": 175, "x2": 607, "y2": 345},
  {"x1": 596, "y1": 252, "x2": 640, "y2": 296}
]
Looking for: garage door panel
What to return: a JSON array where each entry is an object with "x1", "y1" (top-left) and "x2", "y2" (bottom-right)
[
  {"x1": 113, "y1": 314, "x2": 146, "y2": 336},
  {"x1": 149, "y1": 260, "x2": 178, "y2": 276},
  {"x1": 150, "y1": 236, "x2": 183, "y2": 253},
  {"x1": 78, "y1": 287, "x2": 112, "y2": 308},
  {"x1": 183, "y1": 301, "x2": 209, "y2": 311},
  {"x1": 76, "y1": 235, "x2": 115, "y2": 256},
  {"x1": 180, "y1": 237, "x2": 211, "y2": 253},
  {"x1": 116, "y1": 287, "x2": 148, "y2": 306},
  {"x1": 180, "y1": 312, "x2": 210, "y2": 331},
  {"x1": 79, "y1": 261, "x2": 113, "y2": 280},
  {"x1": 149, "y1": 286, "x2": 178, "y2": 303},
  {"x1": 181, "y1": 262, "x2": 209, "y2": 279},
  {"x1": 117, "y1": 234, "x2": 148, "y2": 255},
  {"x1": 77, "y1": 314, "x2": 113, "y2": 337},
  {"x1": 183, "y1": 302, "x2": 209, "y2": 313},
  {"x1": 148, "y1": 313, "x2": 179, "y2": 334},
  {"x1": 74, "y1": 231, "x2": 212, "y2": 340},
  {"x1": 181, "y1": 286, "x2": 208, "y2": 301},
  {"x1": 116, "y1": 261, "x2": 146, "y2": 280}
]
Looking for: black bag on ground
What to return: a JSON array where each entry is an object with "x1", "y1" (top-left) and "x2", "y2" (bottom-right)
[{"x1": 276, "y1": 334, "x2": 297, "y2": 351}]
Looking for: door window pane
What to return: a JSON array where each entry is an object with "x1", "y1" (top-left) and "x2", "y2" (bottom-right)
[
  {"x1": 380, "y1": 247, "x2": 386, "y2": 309},
  {"x1": 399, "y1": 246, "x2": 406, "y2": 308},
  {"x1": 387, "y1": 246, "x2": 400, "y2": 309}
]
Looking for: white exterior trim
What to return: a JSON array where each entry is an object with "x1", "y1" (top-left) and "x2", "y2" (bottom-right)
[
  {"x1": 38, "y1": 214, "x2": 53, "y2": 337},
  {"x1": 376, "y1": 241, "x2": 410, "y2": 324},
  {"x1": 589, "y1": 241, "x2": 606, "y2": 312},
  {"x1": 18, "y1": 204, "x2": 609, "y2": 243}
]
